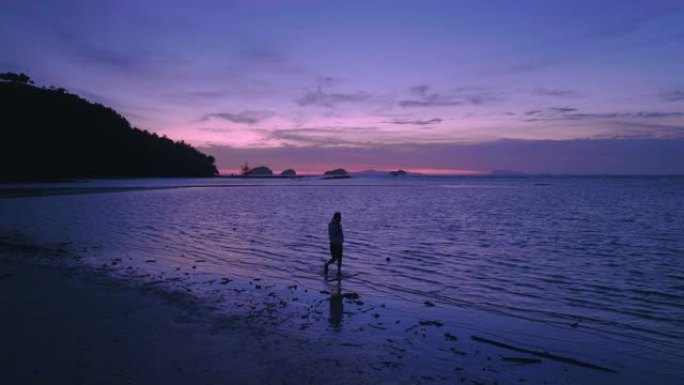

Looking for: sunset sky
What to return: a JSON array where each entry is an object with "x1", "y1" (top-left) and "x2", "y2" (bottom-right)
[{"x1": 2, "y1": 0, "x2": 684, "y2": 174}]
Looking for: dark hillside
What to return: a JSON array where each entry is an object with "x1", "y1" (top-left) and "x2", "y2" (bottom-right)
[{"x1": 0, "y1": 74, "x2": 217, "y2": 180}]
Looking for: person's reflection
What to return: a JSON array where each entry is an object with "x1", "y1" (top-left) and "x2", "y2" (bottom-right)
[{"x1": 329, "y1": 280, "x2": 343, "y2": 330}]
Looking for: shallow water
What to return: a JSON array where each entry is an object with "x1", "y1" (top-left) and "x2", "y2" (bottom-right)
[{"x1": 2, "y1": 175, "x2": 683, "y2": 383}]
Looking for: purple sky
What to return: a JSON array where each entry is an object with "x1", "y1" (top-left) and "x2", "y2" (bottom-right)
[{"x1": 2, "y1": 0, "x2": 684, "y2": 174}]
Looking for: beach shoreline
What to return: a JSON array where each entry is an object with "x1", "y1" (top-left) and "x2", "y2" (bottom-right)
[
  {"x1": 0, "y1": 240, "x2": 649, "y2": 385},
  {"x1": 1, "y1": 248, "x2": 387, "y2": 385}
]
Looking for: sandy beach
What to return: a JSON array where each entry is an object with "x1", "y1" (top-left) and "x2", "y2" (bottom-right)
[
  {"x1": 1, "y1": 249, "x2": 384, "y2": 385},
  {"x1": 1, "y1": 239, "x2": 638, "y2": 385}
]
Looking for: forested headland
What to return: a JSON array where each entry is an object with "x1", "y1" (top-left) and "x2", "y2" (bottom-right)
[{"x1": 1, "y1": 73, "x2": 218, "y2": 180}]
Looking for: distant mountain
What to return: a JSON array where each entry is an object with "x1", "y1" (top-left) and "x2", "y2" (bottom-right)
[{"x1": 0, "y1": 73, "x2": 218, "y2": 180}]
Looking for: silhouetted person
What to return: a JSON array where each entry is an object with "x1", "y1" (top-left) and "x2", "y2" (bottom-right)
[
  {"x1": 325, "y1": 212, "x2": 344, "y2": 276},
  {"x1": 329, "y1": 281, "x2": 343, "y2": 330}
]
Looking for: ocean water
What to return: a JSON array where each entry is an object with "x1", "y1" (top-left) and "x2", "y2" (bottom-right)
[{"x1": 2, "y1": 175, "x2": 683, "y2": 383}]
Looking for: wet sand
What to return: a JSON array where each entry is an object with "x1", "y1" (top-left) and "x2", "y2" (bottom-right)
[
  {"x1": 0, "y1": 256, "x2": 382, "y2": 385},
  {"x1": 0, "y1": 244, "x2": 641, "y2": 385}
]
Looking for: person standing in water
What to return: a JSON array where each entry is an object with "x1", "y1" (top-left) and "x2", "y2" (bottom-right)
[{"x1": 325, "y1": 212, "x2": 344, "y2": 276}]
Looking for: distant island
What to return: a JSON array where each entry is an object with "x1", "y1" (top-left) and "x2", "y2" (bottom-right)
[
  {"x1": 234, "y1": 167, "x2": 412, "y2": 179},
  {"x1": 0, "y1": 72, "x2": 218, "y2": 180},
  {"x1": 280, "y1": 169, "x2": 296, "y2": 177},
  {"x1": 244, "y1": 165, "x2": 274, "y2": 177},
  {"x1": 323, "y1": 168, "x2": 350, "y2": 179},
  {"x1": 235, "y1": 163, "x2": 299, "y2": 178}
]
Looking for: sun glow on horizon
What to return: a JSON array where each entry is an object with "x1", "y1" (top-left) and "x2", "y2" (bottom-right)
[{"x1": 218, "y1": 167, "x2": 485, "y2": 176}]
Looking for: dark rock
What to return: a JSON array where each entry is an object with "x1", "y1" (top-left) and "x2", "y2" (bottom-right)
[
  {"x1": 419, "y1": 320, "x2": 443, "y2": 327},
  {"x1": 502, "y1": 357, "x2": 542, "y2": 365}
]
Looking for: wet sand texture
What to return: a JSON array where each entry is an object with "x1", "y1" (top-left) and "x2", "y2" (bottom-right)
[{"x1": 0, "y1": 260, "x2": 378, "y2": 385}]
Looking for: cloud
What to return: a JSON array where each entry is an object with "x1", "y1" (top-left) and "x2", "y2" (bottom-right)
[
  {"x1": 399, "y1": 85, "x2": 461, "y2": 108},
  {"x1": 203, "y1": 110, "x2": 274, "y2": 125},
  {"x1": 399, "y1": 85, "x2": 498, "y2": 108},
  {"x1": 186, "y1": 90, "x2": 233, "y2": 100},
  {"x1": 625, "y1": 112, "x2": 684, "y2": 119},
  {"x1": 522, "y1": 107, "x2": 684, "y2": 122},
  {"x1": 386, "y1": 118, "x2": 442, "y2": 125},
  {"x1": 296, "y1": 87, "x2": 370, "y2": 108},
  {"x1": 466, "y1": 94, "x2": 498, "y2": 105},
  {"x1": 596, "y1": 121, "x2": 684, "y2": 140},
  {"x1": 199, "y1": 127, "x2": 234, "y2": 133},
  {"x1": 318, "y1": 76, "x2": 346, "y2": 87},
  {"x1": 160, "y1": 89, "x2": 238, "y2": 106},
  {"x1": 549, "y1": 107, "x2": 578, "y2": 113},
  {"x1": 534, "y1": 88, "x2": 580, "y2": 98},
  {"x1": 661, "y1": 90, "x2": 684, "y2": 102},
  {"x1": 267, "y1": 127, "x2": 378, "y2": 146}
]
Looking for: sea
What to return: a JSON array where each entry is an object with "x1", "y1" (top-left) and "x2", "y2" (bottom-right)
[{"x1": 1, "y1": 175, "x2": 683, "y2": 384}]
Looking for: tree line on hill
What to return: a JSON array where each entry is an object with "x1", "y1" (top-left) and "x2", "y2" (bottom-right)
[{"x1": 0, "y1": 72, "x2": 218, "y2": 180}]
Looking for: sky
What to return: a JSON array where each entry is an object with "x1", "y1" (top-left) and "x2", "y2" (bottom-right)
[{"x1": 2, "y1": 0, "x2": 684, "y2": 174}]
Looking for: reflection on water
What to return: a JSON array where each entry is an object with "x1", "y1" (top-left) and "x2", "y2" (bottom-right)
[
  {"x1": 1, "y1": 176, "x2": 684, "y2": 380},
  {"x1": 329, "y1": 280, "x2": 343, "y2": 330}
]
